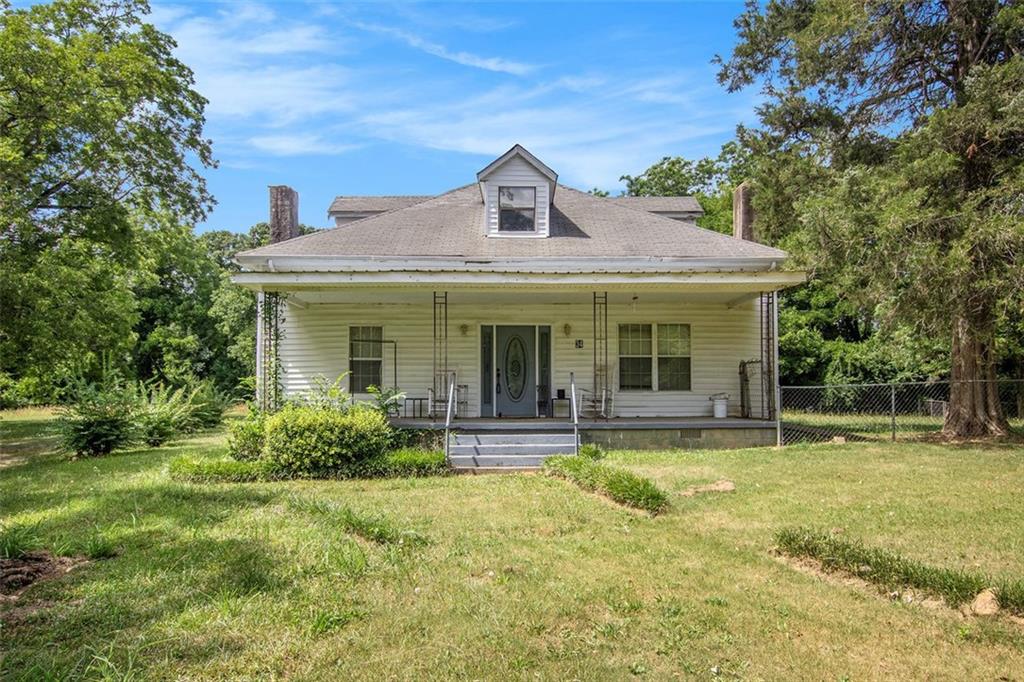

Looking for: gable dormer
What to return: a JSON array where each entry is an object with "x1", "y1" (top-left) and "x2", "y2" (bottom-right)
[{"x1": 477, "y1": 144, "x2": 558, "y2": 238}]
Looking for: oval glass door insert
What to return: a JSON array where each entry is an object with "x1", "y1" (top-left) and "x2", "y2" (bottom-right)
[{"x1": 504, "y1": 335, "x2": 527, "y2": 401}]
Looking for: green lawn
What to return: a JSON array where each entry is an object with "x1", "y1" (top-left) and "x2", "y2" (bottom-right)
[{"x1": 2, "y1": 410, "x2": 1023, "y2": 680}]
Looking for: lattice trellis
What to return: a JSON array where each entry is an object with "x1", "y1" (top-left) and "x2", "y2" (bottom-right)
[{"x1": 258, "y1": 292, "x2": 285, "y2": 412}]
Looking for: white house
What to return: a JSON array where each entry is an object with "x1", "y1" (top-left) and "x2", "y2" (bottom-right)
[{"x1": 234, "y1": 145, "x2": 805, "y2": 465}]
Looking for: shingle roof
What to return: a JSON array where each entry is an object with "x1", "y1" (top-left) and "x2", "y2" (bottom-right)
[
  {"x1": 609, "y1": 195, "x2": 702, "y2": 214},
  {"x1": 328, "y1": 195, "x2": 432, "y2": 214},
  {"x1": 243, "y1": 184, "x2": 786, "y2": 262}
]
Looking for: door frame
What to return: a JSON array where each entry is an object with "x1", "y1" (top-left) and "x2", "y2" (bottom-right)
[{"x1": 478, "y1": 322, "x2": 554, "y2": 418}]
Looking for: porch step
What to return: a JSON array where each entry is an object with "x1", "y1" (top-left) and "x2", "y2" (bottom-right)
[
  {"x1": 452, "y1": 432, "x2": 577, "y2": 446},
  {"x1": 447, "y1": 430, "x2": 577, "y2": 469}
]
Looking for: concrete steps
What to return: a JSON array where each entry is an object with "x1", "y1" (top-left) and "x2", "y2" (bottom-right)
[{"x1": 448, "y1": 430, "x2": 577, "y2": 469}]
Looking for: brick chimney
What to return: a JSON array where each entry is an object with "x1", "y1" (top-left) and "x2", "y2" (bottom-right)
[
  {"x1": 732, "y1": 181, "x2": 755, "y2": 241},
  {"x1": 269, "y1": 185, "x2": 299, "y2": 243}
]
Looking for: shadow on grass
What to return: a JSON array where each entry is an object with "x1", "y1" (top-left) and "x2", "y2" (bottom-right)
[{"x1": 2, "y1": 477, "x2": 290, "y2": 679}]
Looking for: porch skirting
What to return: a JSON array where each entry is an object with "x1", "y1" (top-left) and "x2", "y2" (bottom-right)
[{"x1": 390, "y1": 417, "x2": 778, "y2": 451}]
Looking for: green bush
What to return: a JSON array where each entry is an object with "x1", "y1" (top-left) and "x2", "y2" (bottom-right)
[
  {"x1": 185, "y1": 379, "x2": 232, "y2": 429},
  {"x1": 775, "y1": 527, "x2": 1024, "y2": 615},
  {"x1": 169, "y1": 454, "x2": 279, "y2": 483},
  {"x1": 544, "y1": 455, "x2": 669, "y2": 514},
  {"x1": 263, "y1": 405, "x2": 393, "y2": 475},
  {"x1": 227, "y1": 410, "x2": 266, "y2": 461},
  {"x1": 57, "y1": 382, "x2": 138, "y2": 457},
  {"x1": 345, "y1": 448, "x2": 448, "y2": 479},
  {"x1": 132, "y1": 382, "x2": 194, "y2": 447}
]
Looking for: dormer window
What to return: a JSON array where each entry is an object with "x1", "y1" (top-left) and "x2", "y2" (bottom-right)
[{"x1": 498, "y1": 187, "x2": 536, "y2": 232}]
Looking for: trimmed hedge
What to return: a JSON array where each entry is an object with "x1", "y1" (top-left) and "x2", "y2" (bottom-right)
[
  {"x1": 169, "y1": 448, "x2": 447, "y2": 484},
  {"x1": 775, "y1": 527, "x2": 1024, "y2": 615},
  {"x1": 341, "y1": 448, "x2": 448, "y2": 479},
  {"x1": 227, "y1": 411, "x2": 266, "y2": 461},
  {"x1": 544, "y1": 455, "x2": 669, "y2": 514},
  {"x1": 263, "y1": 405, "x2": 392, "y2": 475}
]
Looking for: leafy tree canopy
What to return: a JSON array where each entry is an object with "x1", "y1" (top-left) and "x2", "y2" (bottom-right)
[{"x1": 717, "y1": 0, "x2": 1024, "y2": 436}]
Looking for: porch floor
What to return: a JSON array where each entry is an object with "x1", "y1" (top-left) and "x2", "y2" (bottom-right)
[{"x1": 391, "y1": 416, "x2": 777, "y2": 431}]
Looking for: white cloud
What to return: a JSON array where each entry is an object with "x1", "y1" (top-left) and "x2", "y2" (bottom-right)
[
  {"x1": 149, "y1": 2, "x2": 755, "y2": 187},
  {"x1": 352, "y1": 22, "x2": 534, "y2": 76},
  {"x1": 248, "y1": 134, "x2": 360, "y2": 156}
]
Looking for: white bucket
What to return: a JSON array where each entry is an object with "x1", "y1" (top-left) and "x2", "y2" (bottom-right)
[{"x1": 711, "y1": 397, "x2": 728, "y2": 418}]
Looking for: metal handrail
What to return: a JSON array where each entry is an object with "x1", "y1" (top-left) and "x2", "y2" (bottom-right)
[
  {"x1": 569, "y1": 372, "x2": 579, "y2": 456},
  {"x1": 443, "y1": 372, "x2": 456, "y2": 461}
]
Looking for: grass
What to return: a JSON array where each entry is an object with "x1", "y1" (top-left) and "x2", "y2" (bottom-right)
[
  {"x1": 783, "y1": 410, "x2": 1024, "y2": 442},
  {"x1": 775, "y1": 527, "x2": 1024, "y2": 614},
  {"x1": 543, "y1": 454, "x2": 670, "y2": 514},
  {"x1": 1, "y1": 411, "x2": 1023, "y2": 679},
  {"x1": 1, "y1": 522, "x2": 40, "y2": 559}
]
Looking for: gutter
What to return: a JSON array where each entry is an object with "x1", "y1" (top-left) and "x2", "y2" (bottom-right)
[{"x1": 233, "y1": 255, "x2": 788, "y2": 274}]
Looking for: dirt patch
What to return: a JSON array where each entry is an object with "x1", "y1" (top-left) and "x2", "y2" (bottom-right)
[
  {"x1": 679, "y1": 479, "x2": 735, "y2": 497},
  {"x1": 1, "y1": 551, "x2": 86, "y2": 598}
]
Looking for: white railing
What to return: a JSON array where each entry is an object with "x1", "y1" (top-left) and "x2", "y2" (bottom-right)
[
  {"x1": 443, "y1": 372, "x2": 456, "y2": 461},
  {"x1": 569, "y1": 371, "x2": 580, "y2": 456}
]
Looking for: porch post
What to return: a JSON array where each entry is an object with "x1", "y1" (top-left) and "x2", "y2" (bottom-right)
[
  {"x1": 255, "y1": 291, "x2": 264, "y2": 409},
  {"x1": 773, "y1": 290, "x2": 782, "y2": 446}
]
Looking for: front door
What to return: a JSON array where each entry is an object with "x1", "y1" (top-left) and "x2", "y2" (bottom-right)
[{"x1": 495, "y1": 326, "x2": 536, "y2": 417}]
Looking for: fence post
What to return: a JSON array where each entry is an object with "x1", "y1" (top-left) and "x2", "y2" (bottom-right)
[{"x1": 890, "y1": 383, "x2": 896, "y2": 442}]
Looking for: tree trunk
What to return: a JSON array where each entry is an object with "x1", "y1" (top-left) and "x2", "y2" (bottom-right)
[{"x1": 943, "y1": 312, "x2": 1010, "y2": 438}]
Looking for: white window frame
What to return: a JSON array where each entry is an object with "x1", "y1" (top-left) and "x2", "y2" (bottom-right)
[
  {"x1": 617, "y1": 323, "x2": 692, "y2": 392},
  {"x1": 497, "y1": 186, "x2": 537, "y2": 233},
  {"x1": 349, "y1": 326, "x2": 383, "y2": 393}
]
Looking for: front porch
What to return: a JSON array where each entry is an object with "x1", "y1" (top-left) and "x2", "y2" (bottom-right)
[{"x1": 258, "y1": 284, "x2": 785, "y2": 427}]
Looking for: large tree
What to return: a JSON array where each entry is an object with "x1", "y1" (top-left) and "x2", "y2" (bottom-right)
[
  {"x1": 718, "y1": 0, "x2": 1024, "y2": 437},
  {"x1": 0, "y1": 0, "x2": 215, "y2": 394}
]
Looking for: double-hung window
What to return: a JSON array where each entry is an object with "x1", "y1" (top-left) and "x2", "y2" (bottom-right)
[
  {"x1": 498, "y1": 187, "x2": 536, "y2": 232},
  {"x1": 618, "y1": 324, "x2": 691, "y2": 391},
  {"x1": 349, "y1": 326, "x2": 382, "y2": 393},
  {"x1": 618, "y1": 324, "x2": 653, "y2": 390}
]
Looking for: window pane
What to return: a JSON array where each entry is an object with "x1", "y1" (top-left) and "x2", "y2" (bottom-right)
[
  {"x1": 658, "y1": 357, "x2": 691, "y2": 391},
  {"x1": 350, "y1": 326, "x2": 382, "y2": 359},
  {"x1": 499, "y1": 209, "x2": 535, "y2": 231},
  {"x1": 619, "y1": 357, "x2": 652, "y2": 391},
  {"x1": 618, "y1": 324, "x2": 651, "y2": 356},
  {"x1": 499, "y1": 186, "x2": 535, "y2": 208},
  {"x1": 658, "y1": 324, "x2": 690, "y2": 357},
  {"x1": 350, "y1": 360, "x2": 382, "y2": 393}
]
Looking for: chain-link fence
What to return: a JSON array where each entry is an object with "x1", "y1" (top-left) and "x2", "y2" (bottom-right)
[{"x1": 780, "y1": 380, "x2": 1024, "y2": 444}]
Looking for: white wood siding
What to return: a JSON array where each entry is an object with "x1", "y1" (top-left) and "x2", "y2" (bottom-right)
[
  {"x1": 482, "y1": 156, "x2": 550, "y2": 237},
  {"x1": 278, "y1": 296, "x2": 765, "y2": 418}
]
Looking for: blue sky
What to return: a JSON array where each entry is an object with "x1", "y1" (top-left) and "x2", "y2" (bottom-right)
[{"x1": 146, "y1": 1, "x2": 757, "y2": 232}]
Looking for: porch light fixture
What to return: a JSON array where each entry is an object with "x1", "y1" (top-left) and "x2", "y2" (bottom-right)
[{"x1": 563, "y1": 323, "x2": 572, "y2": 337}]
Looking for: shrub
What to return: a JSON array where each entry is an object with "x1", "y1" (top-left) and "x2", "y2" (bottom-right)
[
  {"x1": 366, "y1": 385, "x2": 406, "y2": 416},
  {"x1": 132, "y1": 382, "x2": 194, "y2": 447},
  {"x1": 227, "y1": 410, "x2": 266, "y2": 461},
  {"x1": 185, "y1": 379, "x2": 232, "y2": 429},
  {"x1": 544, "y1": 455, "x2": 669, "y2": 514},
  {"x1": 263, "y1": 405, "x2": 393, "y2": 475},
  {"x1": 168, "y1": 454, "x2": 279, "y2": 483},
  {"x1": 579, "y1": 443, "x2": 604, "y2": 460},
  {"x1": 346, "y1": 448, "x2": 448, "y2": 478},
  {"x1": 774, "y1": 527, "x2": 1024, "y2": 615},
  {"x1": 57, "y1": 382, "x2": 138, "y2": 457},
  {"x1": 292, "y1": 374, "x2": 352, "y2": 411}
]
